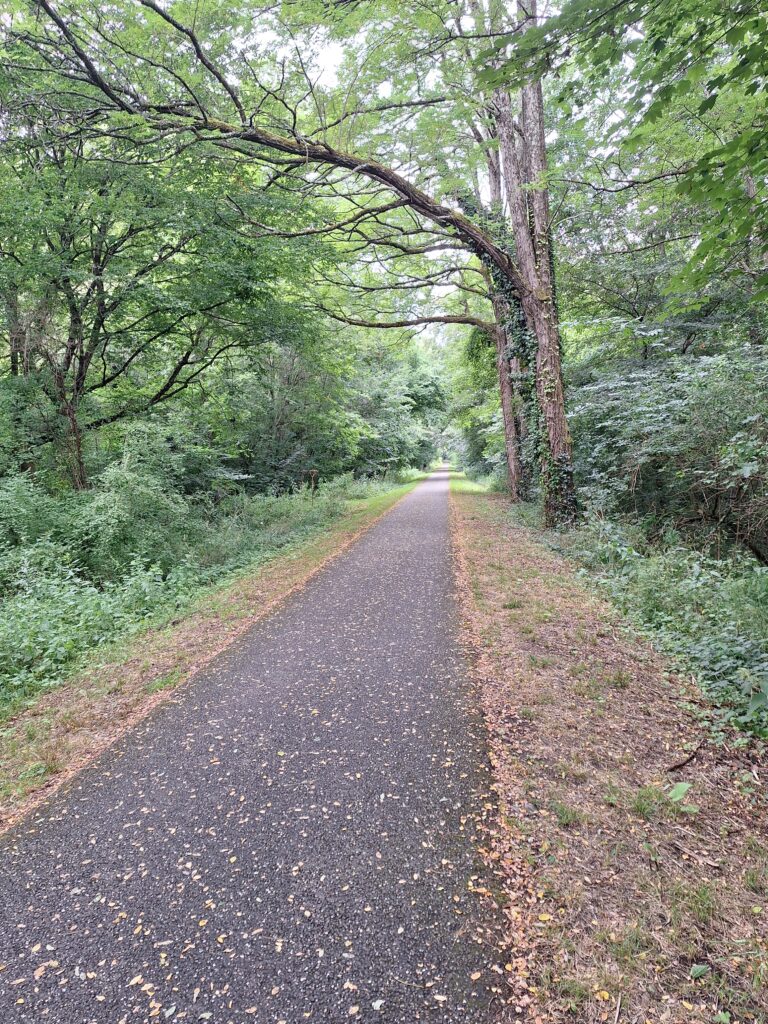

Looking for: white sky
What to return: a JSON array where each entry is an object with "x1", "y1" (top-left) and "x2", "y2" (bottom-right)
[{"x1": 315, "y1": 40, "x2": 344, "y2": 87}]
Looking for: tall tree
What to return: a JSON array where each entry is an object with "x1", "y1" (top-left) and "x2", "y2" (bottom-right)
[
  {"x1": 485, "y1": 0, "x2": 768, "y2": 306},
  {"x1": 0, "y1": 111, "x2": 322, "y2": 486},
  {"x1": 5, "y1": 0, "x2": 577, "y2": 522}
]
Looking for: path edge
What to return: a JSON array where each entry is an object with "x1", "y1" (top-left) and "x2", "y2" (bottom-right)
[{"x1": 1, "y1": 478, "x2": 425, "y2": 835}]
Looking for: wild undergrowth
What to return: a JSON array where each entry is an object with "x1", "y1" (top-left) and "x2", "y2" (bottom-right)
[
  {"x1": 457, "y1": 351, "x2": 768, "y2": 739},
  {"x1": 554, "y1": 517, "x2": 768, "y2": 737},
  {"x1": 0, "y1": 464, "x2": 418, "y2": 716}
]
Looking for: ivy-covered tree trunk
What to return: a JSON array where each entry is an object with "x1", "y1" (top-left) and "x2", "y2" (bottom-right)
[
  {"x1": 492, "y1": 12, "x2": 576, "y2": 525},
  {"x1": 493, "y1": 323, "x2": 523, "y2": 499},
  {"x1": 519, "y1": 289, "x2": 574, "y2": 522},
  {"x1": 483, "y1": 163, "x2": 526, "y2": 501}
]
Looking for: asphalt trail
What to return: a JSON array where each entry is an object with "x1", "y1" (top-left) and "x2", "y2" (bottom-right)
[{"x1": 0, "y1": 469, "x2": 502, "y2": 1024}]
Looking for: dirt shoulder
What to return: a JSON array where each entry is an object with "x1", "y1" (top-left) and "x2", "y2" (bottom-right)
[
  {"x1": 0, "y1": 480, "x2": 421, "y2": 832},
  {"x1": 450, "y1": 480, "x2": 768, "y2": 1024}
]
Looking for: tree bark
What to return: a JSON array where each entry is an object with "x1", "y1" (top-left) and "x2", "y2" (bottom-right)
[
  {"x1": 743, "y1": 172, "x2": 764, "y2": 345},
  {"x1": 493, "y1": 324, "x2": 523, "y2": 499},
  {"x1": 5, "y1": 288, "x2": 31, "y2": 377},
  {"x1": 61, "y1": 398, "x2": 88, "y2": 490},
  {"x1": 479, "y1": 142, "x2": 526, "y2": 500},
  {"x1": 490, "y1": 3, "x2": 576, "y2": 525}
]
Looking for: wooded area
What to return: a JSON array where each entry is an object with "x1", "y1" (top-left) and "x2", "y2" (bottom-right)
[{"x1": 0, "y1": 1, "x2": 766, "y2": 729}]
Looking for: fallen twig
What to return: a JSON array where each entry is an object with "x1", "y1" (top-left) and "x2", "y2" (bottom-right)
[
  {"x1": 670, "y1": 838, "x2": 721, "y2": 869},
  {"x1": 666, "y1": 739, "x2": 704, "y2": 772}
]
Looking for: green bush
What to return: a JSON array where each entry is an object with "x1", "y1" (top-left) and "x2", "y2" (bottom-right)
[
  {"x1": 0, "y1": 474, "x2": 65, "y2": 546},
  {"x1": 0, "y1": 548, "x2": 193, "y2": 704},
  {"x1": 563, "y1": 519, "x2": 768, "y2": 735},
  {"x1": 78, "y1": 462, "x2": 195, "y2": 579},
  {"x1": 569, "y1": 350, "x2": 768, "y2": 559}
]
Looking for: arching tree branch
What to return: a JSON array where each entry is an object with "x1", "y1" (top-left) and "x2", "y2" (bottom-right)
[
  {"x1": 319, "y1": 308, "x2": 494, "y2": 331},
  {"x1": 24, "y1": 0, "x2": 528, "y2": 298}
]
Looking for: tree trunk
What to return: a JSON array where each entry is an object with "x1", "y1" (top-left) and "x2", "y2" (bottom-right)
[
  {"x1": 493, "y1": 10, "x2": 576, "y2": 525},
  {"x1": 493, "y1": 324, "x2": 523, "y2": 499},
  {"x1": 6, "y1": 288, "x2": 25, "y2": 377},
  {"x1": 51, "y1": 358, "x2": 89, "y2": 490},
  {"x1": 480, "y1": 152, "x2": 526, "y2": 500},
  {"x1": 519, "y1": 292, "x2": 574, "y2": 523},
  {"x1": 743, "y1": 173, "x2": 764, "y2": 345},
  {"x1": 62, "y1": 398, "x2": 88, "y2": 490}
]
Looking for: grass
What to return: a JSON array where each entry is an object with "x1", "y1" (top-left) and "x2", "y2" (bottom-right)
[
  {"x1": 449, "y1": 482, "x2": 768, "y2": 1023},
  {"x1": 573, "y1": 677, "x2": 604, "y2": 700},
  {"x1": 745, "y1": 864, "x2": 768, "y2": 895},
  {"x1": 605, "y1": 668, "x2": 632, "y2": 689},
  {"x1": 603, "y1": 782, "x2": 622, "y2": 806},
  {"x1": 143, "y1": 668, "x2": 183, "y2": 695},
  {"x1": 551, "y1": 798, "x2": 587, "y2": 828},
  {"x1": 670, "y1": 880, "x2": 718, "y2": 927},
  {"x1": 601, "y1": 924, "x2": 655, "y2": 963},
  {"x1": 550, "y1": 974, "x2": 590, "y2": 1011},
  {"x1": 448, "y1": 471, "x2": 489, "y2": 495},
  {"x1": 529, "y1": 654, "x2": 553, "y2": 669},
  {"x1": 630, "y1": 784, "x2": 667, "y2": 820}
]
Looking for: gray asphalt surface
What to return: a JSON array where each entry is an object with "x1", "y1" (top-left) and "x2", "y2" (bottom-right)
[{"x1": 0, "y1": 469, "x2": 503, "y2": 1024}]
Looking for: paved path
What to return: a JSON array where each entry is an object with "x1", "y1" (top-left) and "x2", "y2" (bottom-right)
[{"x1": 0, "y1": 470, "x2": 501, "y2": 1024}]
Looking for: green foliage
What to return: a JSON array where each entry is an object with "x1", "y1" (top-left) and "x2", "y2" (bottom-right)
[
  {"x1": 569, "y1": 351, "x2": 768, "y2": 557},
  {"x1": 446, "y1": 329, "x2": 508, "y2": 482},
  {"x1": 483, "y1": 0, "x2": 768, "y2": 301},
  {"x1": 0, "y1": 23, "x2": 448, "y2": 721},
  {"x1": 562, "y1": 518, "x2": 768, "y2": 734}
]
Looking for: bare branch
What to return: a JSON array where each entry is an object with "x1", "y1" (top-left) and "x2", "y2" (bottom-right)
[{"x1": 319, "y1": 308, "x2": 493, "y2": 331}]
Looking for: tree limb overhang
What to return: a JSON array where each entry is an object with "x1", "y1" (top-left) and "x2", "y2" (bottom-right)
[
  {"x1": 208, "y1": 119, "x2": 523, "y2": 292},
  {"x1": 319, "y1": 307, "x2": 495, "y2": 332},
  {"x1": 28, "y1": 0, "x2": 526, "y2": 299}
]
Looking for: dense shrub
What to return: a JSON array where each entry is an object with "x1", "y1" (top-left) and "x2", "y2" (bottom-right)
[
  {"x1": 563, "y1": 518, "x2": 768, "y2": 736},
  {"x1": 569, "y1": 350, "x2": 768, "y2": 559}
]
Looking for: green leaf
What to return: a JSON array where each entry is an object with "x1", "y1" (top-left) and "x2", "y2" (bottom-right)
[{"x1": 668, "y1": 782, "x2": 692, "y2": 802}]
